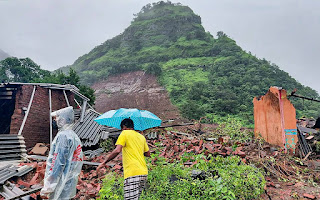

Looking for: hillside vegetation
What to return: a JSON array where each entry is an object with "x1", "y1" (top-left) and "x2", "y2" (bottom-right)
[{"x1": 62, "y1": 1, "x2": 320, "y2": 122}]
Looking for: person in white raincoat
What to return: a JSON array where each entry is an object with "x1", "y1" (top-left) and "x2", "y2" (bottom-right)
[{"x1": 40, "y1": 106, "x2": 83, "y2": 200}]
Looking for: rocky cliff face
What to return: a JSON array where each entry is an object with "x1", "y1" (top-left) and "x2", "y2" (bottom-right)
[{"x1": 92, "y1": 71, "x2": 181, "y2": 120}]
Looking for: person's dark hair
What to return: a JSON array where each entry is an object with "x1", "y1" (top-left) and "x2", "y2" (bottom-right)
[{"x1": 120, "y1": 118, "x2": 134, "y2": 129}]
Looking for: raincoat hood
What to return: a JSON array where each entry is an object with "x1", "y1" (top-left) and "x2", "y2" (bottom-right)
[{"x1": 51, "y1": 106, "x2": 74, "y2": 131}]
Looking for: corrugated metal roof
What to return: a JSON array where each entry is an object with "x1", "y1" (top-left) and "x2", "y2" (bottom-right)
[
  {"x1": 0, "y1": 165, "x2": 33, "y2": 186},
  {"x1": 0, "y1": 82, "x2": 77, "y2": 91},
  {"x1": 0, "y1": 180, "x2": 41, "y2": 200},
  {"x1": 73, "y1": 109, "x2": 120, "y2": 147},
  {"x1": 0, "y1": 135, "x2": 27, "y2": 161}
]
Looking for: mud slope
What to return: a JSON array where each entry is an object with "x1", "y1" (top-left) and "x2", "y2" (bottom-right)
[{"x1": 92, "y1": 71, "x2": 181, "y2": 120}]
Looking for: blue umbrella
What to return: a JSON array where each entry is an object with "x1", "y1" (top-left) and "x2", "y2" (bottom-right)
[{"x1": 94, "y1": 108, "x2": 162, "y2": 131}]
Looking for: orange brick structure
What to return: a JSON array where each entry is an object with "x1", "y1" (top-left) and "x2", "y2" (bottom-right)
[{"x1": 253, "y1": 87, "x2": 298, "y2": 153}]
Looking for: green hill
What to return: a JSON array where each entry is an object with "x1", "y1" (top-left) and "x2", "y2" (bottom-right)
[{"x1": 65, "y1": 1, "x2": 320, "y2": 122}]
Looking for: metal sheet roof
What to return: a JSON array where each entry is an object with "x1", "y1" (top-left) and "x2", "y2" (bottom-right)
[
  {"x1": 0, "y1": 135, "x2": 27, "y2": 161},
  {"x1": 0, "y1": 165, "x2": 33, "y2": 186},
  {"x1": 73, "y1": 109, "x2": 121, "y2": 147}
]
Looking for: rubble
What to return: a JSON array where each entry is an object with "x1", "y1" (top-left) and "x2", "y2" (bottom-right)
[{"x1": 1, "y1": 127, "x2": 320, "y2": 199}]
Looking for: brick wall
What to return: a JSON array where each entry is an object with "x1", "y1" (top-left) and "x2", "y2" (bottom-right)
[
  {"x1": 253, "y1": 87, "x2": 297, "y2": 153},
  {"x1": 10, "y1": 85, "x2": 75, "y2": 148}
]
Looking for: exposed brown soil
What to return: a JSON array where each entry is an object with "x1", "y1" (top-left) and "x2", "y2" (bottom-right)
[{"x1": 92, "y1": 71, "x2": 181, "y2": 120}]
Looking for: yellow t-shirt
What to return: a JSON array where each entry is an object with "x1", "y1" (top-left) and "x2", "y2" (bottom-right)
[{"x1": 116, "y1": 130, "x2": 149, "y2": 179}]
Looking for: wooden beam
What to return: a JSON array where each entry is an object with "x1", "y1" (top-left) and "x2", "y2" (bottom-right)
[
  {"x1": 63, "y1": 90, "x2": 70, "y2": 107},
  {"x1": 49, "y1": 89, "x2": 52, "y2": 145},
  {"x1": 80, "y1": 100, "x2": 87, "y2": 123},
  {"x1": 18, "y1": 86, "x2": 36, "y2": 135}
]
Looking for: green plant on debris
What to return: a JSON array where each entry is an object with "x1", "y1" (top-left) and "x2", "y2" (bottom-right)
[
  {"x1": 100, "y1": 138, "x2": 115, "y2": 153},
  {"x1": 97, "y1": 154, "x2": 265, "y2": 200},
  {"x1": 206, "y1": 115, "x2": 254, "y2": 143}
]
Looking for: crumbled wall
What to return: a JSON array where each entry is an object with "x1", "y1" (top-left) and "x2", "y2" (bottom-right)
[
  {"x1": 10, "y1": 85, "x2": 75, "y2": 148},
  {"x1": 253, "y1": 87, "x2": 298, "y2": 153}
]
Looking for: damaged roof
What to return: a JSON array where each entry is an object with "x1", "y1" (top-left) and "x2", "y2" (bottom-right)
[
  {"x1": 73, "y1": 109, "x2": 120, "y2": 147},
  {"x1": 0, "y1": 82, "x2": 89, "y2": 101}
]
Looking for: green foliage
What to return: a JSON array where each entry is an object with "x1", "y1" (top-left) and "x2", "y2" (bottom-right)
[
  {"x1": 315, "y1": 141, "x2": 320, "y2": 153},
  {"x1": 100, "y1": 138, "x2": 115, "y2": 152},
  {"x1": 0, "y1": 57, "x2": 50, "y2": 82},
  {"x1": 97, "y1": 173, "x2": 123, "y2": 200},
  {"x1": 145, "y1": 63, "x2": 162, "y2": 76},
  {"x1": 207, "y1": 115, "x2": 254, "y2": 143},
  {"x1": 98, "y1": 155, "x2": 265, "y2": 200},
  {"x1": 206, "y1": 113, "x2": 254, "y2": 129}
]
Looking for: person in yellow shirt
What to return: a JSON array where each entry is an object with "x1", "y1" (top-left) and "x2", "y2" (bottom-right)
[{"x1": 97, "y1": 118, "x2": 150, "y2": 200}]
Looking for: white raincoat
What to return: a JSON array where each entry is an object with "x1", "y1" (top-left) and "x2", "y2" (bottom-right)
[{"x1": 40, "y1": 106, "x2": 83, "y2": 200}]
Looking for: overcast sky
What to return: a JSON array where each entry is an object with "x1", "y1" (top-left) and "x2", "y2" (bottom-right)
[{"x1": 0, "y1": 0, "x2": 319, "y2": 94}]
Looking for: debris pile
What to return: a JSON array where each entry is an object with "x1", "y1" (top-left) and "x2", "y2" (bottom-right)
[
  {"x1": 1, "y1": 128, "x2": 320, "y2": 199},
  {"x1": 147, "y1": 131, "x2": 248, "y2": 162},
  {"x1": 297, "y1": 117, "x2": 320, "y2": 158},
  {"x1": 0, "y1": 162, "x2": 43, "y2": 200}
]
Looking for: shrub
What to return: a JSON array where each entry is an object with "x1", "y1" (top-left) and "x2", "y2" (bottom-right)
[
  {"x1": 98, "y1": 155, "x2": 265, "y2": 200},
  {"x1": 100, "y1": 138, "x2": 115, "y2": 153},
  {"x1": 208, "y1": 115, "x2": 253, "y2": 143}
]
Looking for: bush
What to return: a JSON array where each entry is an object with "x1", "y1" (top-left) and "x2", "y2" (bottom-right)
[
  {"x1": 207, "y1": 115, "x2": 254, "y2": 143},
  {"x1": 98, "y1": 155, "x2": 265, "y2": 200},
  {"x1": 100, "y1": 138, "x2": 115, "y2": 153}
]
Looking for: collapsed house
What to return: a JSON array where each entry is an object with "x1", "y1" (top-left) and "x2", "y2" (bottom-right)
[
  {"x1": 253, "y1": 86, "x2": 319, "y2": 157},
  {"x1": 0, "y1": 82, "x2": 118, "y2": 162}
]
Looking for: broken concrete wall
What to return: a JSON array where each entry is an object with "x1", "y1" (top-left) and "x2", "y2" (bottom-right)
[
  {"x1": 9, "y1": 85, "x2": 75, "y2": 148},
  {"x1": 253, "y1": 87, "x2": 298, "y2": 153}
]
